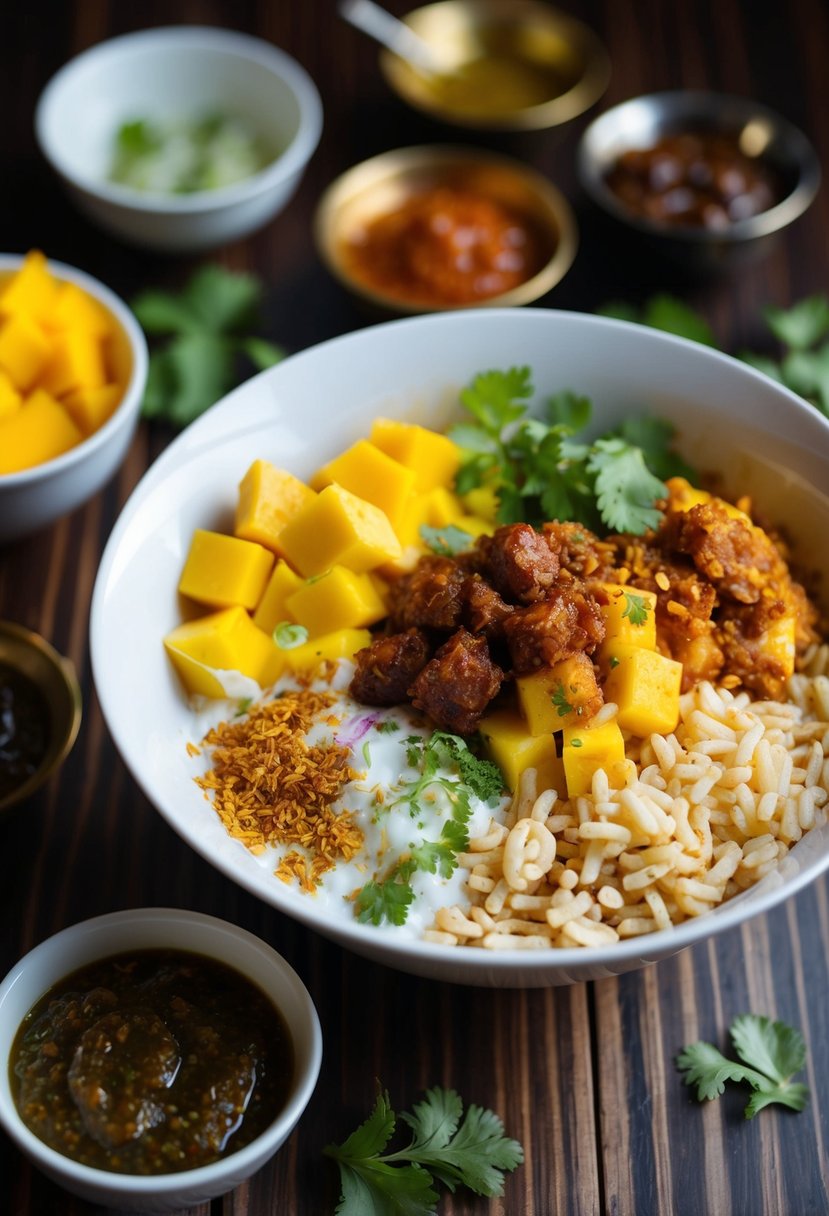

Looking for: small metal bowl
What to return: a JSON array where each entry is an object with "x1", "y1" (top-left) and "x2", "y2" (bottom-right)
[
  {"x1": 577, "y1": 91, "x2": 821, "y2": 274},
  {"x1": 379, "y1": 0, "x2": 610, "y2": 131},
  {"x1": 0, "y1": 622, "x2": 82, "y2": 814},
  {"x1": 314, "y1": 144, "x2": 578, "y2": 315}
]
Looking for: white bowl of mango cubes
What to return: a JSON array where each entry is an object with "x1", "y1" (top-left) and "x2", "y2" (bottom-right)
[
  {"x1": 0, "y1": 251, "x2": 148, "y2": 543},
  {"x1": 90, "y1": 308, "x2": 829, "y2": 988}
]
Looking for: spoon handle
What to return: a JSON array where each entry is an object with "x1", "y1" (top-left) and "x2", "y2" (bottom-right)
[{"x1": 338, "y1": 0, "x2": 439, "y2": 74}]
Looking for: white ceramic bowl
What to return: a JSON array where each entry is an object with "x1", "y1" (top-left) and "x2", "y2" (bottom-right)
[
  {"x1": 90, "y1": 310, "x2": 829, "y2": 987},
  {"x1": 0, "y1": 254, "x2": 147, "y2": 544},
  {"x1": 0, "y1": 908, "x2": 322, "y2": 1211},
  {"x1": 35, "y1": 27, "x2": 323, "y2": 252}
]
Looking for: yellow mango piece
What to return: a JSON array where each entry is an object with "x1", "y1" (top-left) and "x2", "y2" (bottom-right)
[
  {"x1": 667, "y1": 476, "x2": 749, "y2": 523},
  {"x1": 756, "y1": 614, "x2": 796, "y2": 679},
  {"x1": 0, "y1": 250, "x2": 58, "y2": 324},
  {"x1": 461, "y1": 483, "x2": 499, "y2": 522},
  {"x1": 234, "y1": 460, "x2": 317, "y2": 553},
  {"x1": 0, "y1": 312, "x2": 52, "y2": 391},
  {"x1": 478, "y1": 708, "x2": 562, "y2": 795},
  {"x1": 62, "y1": 383, "x2": 122, "y2": 435},
  {"x1": 178, "y1": 529, "x2": 274, "y2": 610},
  {"x1": 286, "y1": 566, "x2": 387, "y2": 638},
  {"x1": 562, "y1": 717, "x2": 626, "y2": 798},
  {"x1": 164, "y1": 606, "x2": 285, "y2": 697},
  {"x1": 252, "y1": 559, "x2": 304, "y2": 635},
  {"x1": 453, "y1": 513, "x2": 495, "y2": 540},
  {"x1": 278, "y1": 483, "x2": 402, "y2": 576},
  {"x1": 597, "y1": 582, "x2": 657, "y2": 651},
  {"x1": 47, "y1": 281, "x2": 113, "y2": 336},
  {"x1": 0, "y1": 370, "x2": 22, "y2": 420},
  {"x1": 602, "y1": 643, "x2": 682, "y2": 737},
  {"x1": 516, "y1": 653, "x2": 603, "y2": 736},
  {"x1": 39, "y1": 328, "x2": 107, "y2": 398},
  {"x1": 284, "y1": 627, "x2": 373, "y2": 674},
  {"x1": 0, "y1": 389, "x2": 83, "y2": 474},
  {"x1": 310, "y1": 440, "x2": 416, "y2": 529},
  {"x1": 370, "y1": 417, "x2": 460, "y2": 490}
]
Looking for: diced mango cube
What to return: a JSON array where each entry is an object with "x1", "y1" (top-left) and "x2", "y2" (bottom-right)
[
  {"x1": 453, "y1": 513, "x2": 495, "y2": 540},
  {"x1": 234, "y1": 460, "x2": 317, "y2": 553},
  {"x1": 667, "y1": 476, "x2": 749, "y2": 523},
  {"x1": 310, "y1": 440, "x2": 416, "y2": 529},
  {"x1": 62, "y1": 383, "x2": 122, "y2": 434},
  {"x1": 478, "y1": 708, "x2": 562, "y2": 795},
  {"x1": 39, "y1": 328, "x2": 107, "y2": 398},
  {"x1": 164, "y1": 606, "x2": 285, "y2": 697},
  {"x1": 278, "y1": 483, "x2": 402, "y2": 576},
  {"x1": 597, "y1": 582, "x2": 657, "y2": 651},
  {"x1": 516, "y1": 653, "x2": 603, "y2": 736},
  {"x1": 178, "y1": 529, "x2": 274, "y2": 610},
  {"x1": 0, "y1": 370, "x2": 22, "y2": 420},
  {"x1": 252, "y1": 559, "x2": 304, "y2": 635},
  {"x1": 0, "y1": 389, "x2": 83, "y2": 474},
  {"x1": 370, "y1": 417, "x2": 460, "y2": 490},
  {"x1": 562, "y1": 717, "x2": 626, "y2": 798},
  {"x1": 756, "y1": 614, "x2": 796, "y2": 679},
  {"x1": 47, "y1": 281, "x2": 113, "y2": 336},
  {"x1": 286, "y1": 566, "x2": 387, "y2": 638},
  {"x1": 0, "y1": 250, "x2": 59, "y2": 324},
  {"x1": 461, "y1": 483, "x2": 499, "y2": 522},
  {"x1": 283, "y1": 627, "x2": 373, "y2": 674},
  {"x1": 0, "y1": 312, "x2": 52, "y2": 391},
  {"x1": 602, "y1": 643, "x2": 682, "y2": 737}
]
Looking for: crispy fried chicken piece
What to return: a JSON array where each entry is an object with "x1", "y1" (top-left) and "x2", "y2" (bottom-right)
[
  {"x1": 408, "y1": 628, "x2": 503, "y2": 734},
  {"x1": 502, "y1": 586, "x2": 605, "y2": 673},
  {"x1": 350, "y1": 629, "x2": 432, "y2": 705},
  {"x1": 664, "y1": 499, "x2": 780, "y2": 604},
  {"x1": 462, "y1": 575, "x2": 515, "y2": 639},
  {"x1": 478, "y1": 523, "x2": 560, "y2": 603},
  {"x1": 542, "y1": 521, "x2": 616, "y2": 580},
  {"x1": 388, "y1": 555, "x2": 466, "y2": 631}
]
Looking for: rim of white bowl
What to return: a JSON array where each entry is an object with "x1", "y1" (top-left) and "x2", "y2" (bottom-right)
[
  {"x1": 0, "y1": 907, "x2": 322, "y2": 1195},
  {"x1": 88, "y1": 308, "x2": 829, "y2": 979},
  {"x1": 0, "y1": 254, "x2": 148, "y2": 487},
  {"x1": 34, "y1": 26, "x2": 324, "y2": 215}
]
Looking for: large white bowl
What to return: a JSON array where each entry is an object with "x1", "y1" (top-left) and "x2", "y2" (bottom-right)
[
  {"x1": 0, "y1": 908, "x2": 322, "y2": 1211},
  {"x1": 90, "y1": 310, "x2": 829, "y2": 987},
  {"x1": 35, "y1": 27, "x2": 323, "y2": 252},
  {"x1": 0, "y1": 254, "x2": 147, "y2": 543}
]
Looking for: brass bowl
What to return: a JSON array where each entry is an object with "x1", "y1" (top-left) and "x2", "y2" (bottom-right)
[
  {"x1": 379, "y1": 0, "x2": 610, "y2": 130},
  {"x1": 314, "y1": 144, "x2": 578, "y2": 315},
  {"x1": 0, "y1": 622, "x2": 82, "y2": 814}
]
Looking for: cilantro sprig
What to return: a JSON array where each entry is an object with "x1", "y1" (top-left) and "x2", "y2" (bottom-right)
[
  {"x1": 355, "y1": 731, "x2": 504, "y2": 927},
  {"x1": 133, "y1": 265, "x2": 285, "y2": 427},
  {"x1": 677, "y1": 1014, "x2": 809, "y2": 1118},
  {"x1": 324, "y1": 1085, "x2": 524, "y2": 1215},
  {"x1": 449, "y1": 368, "x2": 678, "y2": 535}
]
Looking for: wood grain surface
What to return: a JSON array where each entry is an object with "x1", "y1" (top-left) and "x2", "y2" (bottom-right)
[{"x1": 2, "y1": 2, "x2": 828, "y2": 1214}]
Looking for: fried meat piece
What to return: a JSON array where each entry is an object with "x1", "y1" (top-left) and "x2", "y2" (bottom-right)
[
  {"x1": 542, "y1": 521, "x2": 615, "y2": 580},
  {"x1": 408, "y1": 628, "x2": 503, "y2": 734},
  {"x1": 664, "y1": 499, "x2": 780, "y2": 604},
  {"x1": 479, "y1": 523, "x2": 560, "y2": 603},
  {"x1": 502, "y1": 586, "x2": 605, "y2": 673},
  {"x1": 350, "y1": 628, "x2": 432, "y2": 706},
  {"x1": 462, "y1": 575, "x2": 515, "y2": 639},
  {"x1": 388, "y1": 556, "x2": 466, "y2": 630}
]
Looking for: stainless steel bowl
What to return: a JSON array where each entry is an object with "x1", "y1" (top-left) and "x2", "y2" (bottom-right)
[{"x1": 577, "y1": 91, "x2": 821, "y2": 273}]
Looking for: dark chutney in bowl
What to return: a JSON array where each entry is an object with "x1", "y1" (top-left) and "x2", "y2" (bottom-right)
[{"x1": 10, "y1": 949, "x2": 294, "y2": 1175}]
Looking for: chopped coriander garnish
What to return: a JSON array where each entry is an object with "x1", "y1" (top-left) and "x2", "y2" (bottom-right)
[
  {"x1": 609, "y1": 655, "x2": 620, "y2": 669},
  {"x1": 569, "y1": 738, "x2": 583, "y2": 748},
  {"x1": 233, "y1": 696, "x2": 253, "y2": 718},
  {"x1": 551, "y1": 683, "x2": 574, "y2": 717},
  {"x1": 324, "y1": 1084, "x2": 524, "y2": 1214},
  {"x1": 273, "y1": 621, "x2": 309, "y2": 649},
  {"x1": 677, "y1": 1014, "x2": 809, "y2": 1118},
  {"x1": 375, "y1": 719, "x2": 400, "y2": 735},
  {"x1": 420, "y1": 523, "x2": 474, "y2": 556},
  {"x1": 622, "y1": 592, "x2": 650, "y2": 626}
]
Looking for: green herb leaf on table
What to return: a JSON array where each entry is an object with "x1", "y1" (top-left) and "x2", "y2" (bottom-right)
[
  {"x1": 765, "y1": 296, "x2": 829, "y2": 350},
  {"x1": 677, "y1": 1013, "x2": 809, "y2": 1118},
  {"x1": 324, "y1": 1085, "x2": 524, "y2": 1216},
  {"x1": 132, "y1": 265, "x2": 286, "y2": 428}
]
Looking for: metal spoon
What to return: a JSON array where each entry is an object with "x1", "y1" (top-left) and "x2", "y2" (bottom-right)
[{"x1": 338, "y1": 0, "x2": 450, "y2": 75}]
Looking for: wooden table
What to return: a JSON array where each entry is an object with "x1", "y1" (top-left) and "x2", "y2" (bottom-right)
[{"x1": 2, "y1": 2, "x2": 828, "y2": 1213}]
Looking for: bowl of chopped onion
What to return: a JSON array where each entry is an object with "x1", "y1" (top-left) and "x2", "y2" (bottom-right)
[{"x1": 90, "y1": 308, "x2": 829, "y2": 987}]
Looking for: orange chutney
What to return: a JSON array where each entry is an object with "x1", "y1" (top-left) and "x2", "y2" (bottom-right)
[{"x1": 342, "y1": 186, "x2": 547, "y2": 308}]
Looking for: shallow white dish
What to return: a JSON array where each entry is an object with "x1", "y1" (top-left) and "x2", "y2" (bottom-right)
[
  {"x1": 90, "y1": 309, "x2": 829, "y2": 987},
  {"x1": 35, "y1": 26, "x2": 323, "y2": 252},
  {"x1": 0, "y1": 254, "x2": 147, "y2": 543},
  {"x1": 0, "y1": 908, "x2": 322, "y2": 1211}
]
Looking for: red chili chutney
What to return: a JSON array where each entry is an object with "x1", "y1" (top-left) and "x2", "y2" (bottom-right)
[
  {"x1": 605, "y1": 130, "x2": 782, "y2": 230},
  {"x1": 342, "y1": 186, "x2": 547, "y2": 307}
]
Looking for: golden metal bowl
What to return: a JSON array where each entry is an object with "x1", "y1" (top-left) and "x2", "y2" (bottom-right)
[
  {"x1": 0, "y1": 621, "x2": 82, "y2": 814},
  {"x1": 314, "y1": 144, "x2": 578, "y2": 315},
  {"x1": 379, "y1": 0, "x2": 610, "y2": 130}
]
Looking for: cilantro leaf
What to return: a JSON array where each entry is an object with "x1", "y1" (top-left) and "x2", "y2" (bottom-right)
[
  {"x1": 163, "y1": 332, "x2": 237, "y2": 428},
  {"x1": 325, "y1": 1086, "x2": 523, "y2": 1215},
  {"x1": 765, "y1": 296, "x2": 829, "y2": 350},
  {"x1": 622, "y1": 591, "x2": 650, "y2": 626},
  {"x1": 180, "y1": 264, "x2": 262, "y2": 333},
  {"x1": 355, "y1": 878, "x2": 415, "y2": 927},
  {"x1": 551, "y1": 683, "x2": 574, "y2": 716},
  {"x1": 419, "y1": 524, "x2": 474, "y2": 556},
  {"x1": 677, "y1": 1014, "x2": 810, "y2": 1118},
  {"x1": 458, "y1": 366, "x2": 533, "y2": 433},
  {"x1": 642, "y1": 295, "x2": 717, "y2": 346},
  {"x1": 239, "y1": 335, "x2": 287, "y2": 371},
  {"x1": 546, "y1": 389, "x2": 592, "y2": 431},
  {"x1": 780, "y1": 344, "x2": 829, "y2": 416},
  {"x1": 588, "y1": 439, "x2": 667, "y2": 534}
]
